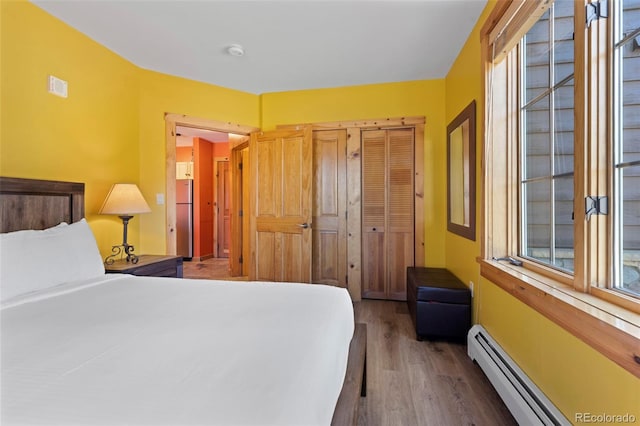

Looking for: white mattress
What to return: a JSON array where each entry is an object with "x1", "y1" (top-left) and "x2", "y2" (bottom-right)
[{"x1": 1, "y1": 275, "x2": 355, "y2": 425}]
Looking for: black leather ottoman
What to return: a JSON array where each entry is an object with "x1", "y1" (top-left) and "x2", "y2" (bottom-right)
[{"x1": 407, "y1": 267, "x2": 471, "y2": 341}]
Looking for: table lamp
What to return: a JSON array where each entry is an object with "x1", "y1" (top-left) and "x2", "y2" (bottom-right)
[{"x1": 100, "y1": 183, "x2": 151, "y2": 264}]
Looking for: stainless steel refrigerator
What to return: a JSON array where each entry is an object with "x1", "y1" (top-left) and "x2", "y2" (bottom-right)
[{"x1": 176, "y1": 179, "x2": 193, "y2": 259}]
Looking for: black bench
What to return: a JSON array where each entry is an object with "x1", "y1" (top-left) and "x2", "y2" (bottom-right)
[{"x1": 406, "y1": 267, "x2": 471, "y2": 341}]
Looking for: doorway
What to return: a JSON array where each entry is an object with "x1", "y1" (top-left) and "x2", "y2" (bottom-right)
[{"x1": 165, "y1": 113, "x2": 258, "y2": 278}]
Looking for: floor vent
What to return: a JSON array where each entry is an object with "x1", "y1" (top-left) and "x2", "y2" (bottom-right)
[{"x1": 467, "y1": 325, "x2": 570, "y2": 426}]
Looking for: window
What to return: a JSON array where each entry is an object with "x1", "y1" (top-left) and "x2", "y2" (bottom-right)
[
  {"x1": 480, "y1": 0, "x2": 640, "y2": 378},
  {"x1": 613, "y1": 0, "x2": 640, "y2": 296},
  {"x1": 521, "y1": 1, "x2": 575, "y2": 272},
  {"x1": 482, "y1": 0, "x2": 640, "y2": 306}
]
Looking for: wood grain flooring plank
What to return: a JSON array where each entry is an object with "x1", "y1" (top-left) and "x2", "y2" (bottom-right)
[{"x1": 355, "y1": 300, "x2": 516, "y2": 426}]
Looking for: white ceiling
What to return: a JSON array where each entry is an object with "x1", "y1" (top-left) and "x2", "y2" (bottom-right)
[{"x1": 31, "y1": 0, "x2": 487, "y2": 95}]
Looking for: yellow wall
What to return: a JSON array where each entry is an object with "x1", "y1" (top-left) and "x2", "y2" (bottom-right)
[
  {"x1": 0, "y1": 1, "x2": 261, "y2": 256},
  {"x1": 261, "y1": 80, "x2": 447, "y2": 266},
  {"x1": 137, "y1": 70, "x2": 259, "y2": 253},
  {"x1": 0, "y1": 0, "x2": 140, "y2": 254},
  {"x1": 445, "y1": 1, "x2": 640, "y2": 421}
]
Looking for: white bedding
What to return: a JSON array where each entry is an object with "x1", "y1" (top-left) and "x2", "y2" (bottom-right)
[{"x1": 1, "y1": 275, "x2": 354, "y2": 425}]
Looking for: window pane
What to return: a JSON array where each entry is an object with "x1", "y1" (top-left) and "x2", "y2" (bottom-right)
[
  {"x1": 524, "y1": 180, "x2": 552, "y2": 262},
  {"x1": 553, "y1": 0, "x2": 575, "y2": 84},
  {"x1": 525, "y1": 10, "x2": 550, "y2": 104},
  {"x1": 619, "y1": 165, "x2": 640, "y2": 294},
  {"x1": 520, "y1": 2, "x2": 575, "y2": 272},
  {"x1": 555, "y1": 176, "x2": 574, "y2": 271},
  {"x1": 622, "y1": 0, "x2": 640, "y2": 41},
  {"x1": 524, "y1": 95, "x2": 551, "y2": 179},
  {"x1": 614, "y1": 0, "x2": 640, "y2": 295},
  {"x1": 555, "y1": 80, "x2": 574, "y2": 175},
  {"x1": 621, "y1": 0, "x2": 640, "y2": 164}
]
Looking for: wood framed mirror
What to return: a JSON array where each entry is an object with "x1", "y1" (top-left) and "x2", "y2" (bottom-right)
[{"x1": 447, "y1": 100, "x2": 476, "y2": 241}]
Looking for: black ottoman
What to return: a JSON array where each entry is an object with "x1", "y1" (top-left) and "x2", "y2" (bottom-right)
[{"x1": 407, "y1": 267, "x2": 471, "y2": 341}]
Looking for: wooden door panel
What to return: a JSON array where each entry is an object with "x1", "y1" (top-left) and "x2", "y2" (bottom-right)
[
  {"x1": 313, "y1": 230, "x2": 339, "y2": 284},
  {"x1": 255, "y1": 137, "x2": 279, "y2": 217},
  {"x1": 250, "y1": 128, "x2": 312, "y2": 283},
  {"x1": 388, "y1": 129, "x2": 415, "y2": 234},
  {"x1": 315, "y1": 133, "x2": 340, "y2": 215},
  {"x1": 362, "y1": 131, "x2": 386, "y2": 229},
  {"x1": 387, "y1": 129, "x2": 414, "y2": 300},
  {"x1": 387, "y1": 232, "x2": 414, "y2": 300},
  {"x1": 362, "y1": 130, "x2": 386, "y2": 298},
  {"x1": 362, "y1": 230, "x2": 385, "y2": 299},
  {"x1": 312, "y1": 130, "x2": 347, "y2": 287},
  {"x1": 282, "y1": 135, "x2": 305, "y2": 217},
  {"x1": 256, "y1": 232, "x2": 276, "y2": 281},
  {"x1": 280, "y1": 232, "x2": 304, "y2": 282}
]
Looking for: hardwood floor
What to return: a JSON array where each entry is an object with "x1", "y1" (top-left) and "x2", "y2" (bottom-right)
[
  {"x1": 180, "y1": 264, "x2": 515, "y2": 425},
  {"x1": 182, "y1": 258, "x2": 237, "y2": 280},
  {"x1": 355, "y1": 300, "x2": 516, "y2": 426}
]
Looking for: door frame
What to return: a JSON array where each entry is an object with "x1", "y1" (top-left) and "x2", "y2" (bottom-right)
[
  {"x1": 230, "y1": 140, "x2": 250, "y2": 276},
  {"x1": 278, "y1": 116, "x2": 425, "y2": 301},
  {"x1": 214, "y1": 157, "x2": 230, "y2": 259},
  {"x1": 164, "y1": 113, "x2": 259, "y2": 260}
]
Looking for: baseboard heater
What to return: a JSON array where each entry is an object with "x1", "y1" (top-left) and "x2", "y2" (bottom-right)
[{"x1": 467, "y1": 325, "x2": 570, "y2": 425}]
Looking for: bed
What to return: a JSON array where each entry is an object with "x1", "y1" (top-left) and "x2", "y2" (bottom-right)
[{"x1": 0, "y1": 177, "x2": 366, "y2": 426}]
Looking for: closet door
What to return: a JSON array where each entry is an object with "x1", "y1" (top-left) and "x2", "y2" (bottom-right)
[
  {"x1": 312, "y1": 130, "x2": 347, "y2": 287},
  {"x1": 387, "y1": 129, "x2": 415, "y2": 300},
  {"x1": 361, "y1": 129, "x2": 414, "y2": 300}
]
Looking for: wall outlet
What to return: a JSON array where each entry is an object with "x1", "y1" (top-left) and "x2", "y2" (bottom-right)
[{"x1": 469, "y1": 281, "x2": 474, "y2": 298}]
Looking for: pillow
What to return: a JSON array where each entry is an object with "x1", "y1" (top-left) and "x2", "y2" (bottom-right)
[{"x1": 0, "y1": 219, "x2": 105, "y2": 302}]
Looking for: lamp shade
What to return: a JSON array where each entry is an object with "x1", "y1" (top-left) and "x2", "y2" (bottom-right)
[{"x1": 99, "y1": 184, "x2": 151, "y2": 215}]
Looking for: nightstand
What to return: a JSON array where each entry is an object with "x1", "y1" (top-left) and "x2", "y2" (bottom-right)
[{"x1": 105, "y1": 255, "x2": 183, "y2": 278}]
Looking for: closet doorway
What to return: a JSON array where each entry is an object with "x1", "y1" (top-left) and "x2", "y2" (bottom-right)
[{"x1": 279, "y1": 117, "x2": 425, "y2": 301}]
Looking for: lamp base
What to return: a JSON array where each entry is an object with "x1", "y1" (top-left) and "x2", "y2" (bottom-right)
[
  {"x1": 104, "y1": 215, "x2": 139, "y2": 265},
  {"x1": 104, "y1": 244, "x2": 139, "y2": 265}
]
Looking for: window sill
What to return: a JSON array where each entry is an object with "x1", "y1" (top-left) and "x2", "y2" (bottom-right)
[{"x1": 479, "y1": 258, "x2": 640, "y2": 379}]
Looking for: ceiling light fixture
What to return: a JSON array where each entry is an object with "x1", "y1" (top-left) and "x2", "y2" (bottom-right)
[{"x1": 227, "y1": 44, "x2": 244, "y2": 57}]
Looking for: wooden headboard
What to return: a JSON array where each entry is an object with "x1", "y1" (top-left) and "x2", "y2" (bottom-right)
[{"x1": 0, "y1": 177, "x2": 85, "y2": 233}]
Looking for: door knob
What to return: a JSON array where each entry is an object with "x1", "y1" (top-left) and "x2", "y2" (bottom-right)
[{"x1": 297, "y1": 222, "x2": 310, "y2": 229}]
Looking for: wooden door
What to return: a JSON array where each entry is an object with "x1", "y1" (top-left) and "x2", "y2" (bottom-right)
[
  {"x1": 312, "y1": 130, "x2": 347, "y2": 287},
  {"x1": 216, "y1": 160, "x2": 230, "y2": 258},
  {"x1": 361, "y1": 128, "x2": 414, "y2": 300},
  {"x1": 386, "y1": 129, "x2": 415, "y2": 300},
  {"x1": 362, "y1": 130, "x2": 387, "y2": 299},
  {"x1": 230, "y1": 143, "x2": 250, "y2": 277},
  {"x1": 249, "y1": 128, "x2": 313, "y2": 283}
]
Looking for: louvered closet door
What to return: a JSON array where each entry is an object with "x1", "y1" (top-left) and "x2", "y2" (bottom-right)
[
  {"x1": 362, "y1": 130, "x2": 387, "y2": 299},
  {"x1": 362, "y1": 129, "x2": 415, "y2": 300},
  {"x1": 387, "y1": 129, "x2": 415, "y2": 300}
]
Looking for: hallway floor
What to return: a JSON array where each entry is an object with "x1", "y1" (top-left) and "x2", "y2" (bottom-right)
[{"x1": 182, "y1": 258, "x2": 239, "y2": 280}]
